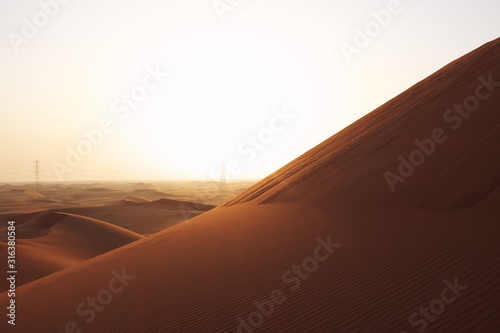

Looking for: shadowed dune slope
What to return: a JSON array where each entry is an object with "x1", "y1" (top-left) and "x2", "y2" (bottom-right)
[
  {"x1": 0, "y1": 211, "x2": 143, "y2": 292},
  {"x1": 418, "y1": 123, "x2": 500, "y2": 210},
  {"x1": 1, "y1": 39, "x2": 499, "y2": 332}
]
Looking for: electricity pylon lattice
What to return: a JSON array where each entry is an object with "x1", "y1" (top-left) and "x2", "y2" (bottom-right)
[
  {"x1": 220, "y1": 161, "x2": 227, "y2": 189},
  {"x1": 34, "y1": 159, "x2": 41, "y2": 190}
]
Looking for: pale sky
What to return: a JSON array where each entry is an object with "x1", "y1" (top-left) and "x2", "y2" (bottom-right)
[{"x1": 0, "y1": 0, "x2": 498, "y2": 182}]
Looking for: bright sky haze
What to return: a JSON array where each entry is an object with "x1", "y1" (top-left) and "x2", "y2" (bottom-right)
[{"x1": 0, "y1": 0, "x2": 499, "y2": 182}]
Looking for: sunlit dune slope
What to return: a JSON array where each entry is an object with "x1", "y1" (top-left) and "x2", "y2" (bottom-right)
[{"x1": 225, "y1": 38, "x2": 500, "y2": 212}]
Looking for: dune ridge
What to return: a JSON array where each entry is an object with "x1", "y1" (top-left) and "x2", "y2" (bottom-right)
[{"x1": 224, "y1": 38, "x2": 500, "y2": 211}]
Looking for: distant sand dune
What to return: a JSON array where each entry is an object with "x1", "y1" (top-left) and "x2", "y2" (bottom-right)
[
  {"x1": 0, "y1": 181, "x2": 252, "y2": 214},
  {"x1": 21, "y1": 190, "x2": 48, "y2": 200},
  {"x1": 0, "y1": 211, "x2": 143, "y2": 292},
  {"x1": 1, "y1": 196, "x2": 216, "y2": 237},
  {"x1": 121, "y1": 196, "x2": 151, "y2": 204}
]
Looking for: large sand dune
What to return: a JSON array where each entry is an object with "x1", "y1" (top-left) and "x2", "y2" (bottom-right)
[
  {"x1": 0, "y1": 211, "x2": 143, "y2": 292},
  {"x1": 1, "y1": 38, "x2": 499, "y2": 332},
  {"x1": 225, "y1": 38, "x2": 500, "y2": 212}
]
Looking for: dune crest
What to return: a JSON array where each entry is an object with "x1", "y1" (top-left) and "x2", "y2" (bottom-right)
[
  {"x1": 121, "y1": 196, "x2": 151, "y2": 204},
  {"x1": 224, "y1": 38, "x2": 500, "y2": 212}
]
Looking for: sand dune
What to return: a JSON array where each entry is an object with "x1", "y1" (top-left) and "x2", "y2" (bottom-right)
[
  {"x1": 32, "y1": 198, "x2": 216, "y2": 235},
  {"x1": 1, "y1": 39, "x2": 499, "y2": 332},
  {"x1": 21, "y1": 190, "x2": 48, "y2": 200},
  {"x1": 121, "y1": 196, "x2": 152, "y2": 204},
  {"x1": 0, "y1": 211, "x2": 143, "y2": 292},
  {"x1": 419, "y1": 123, "x2": 500, "y2": 210},
  {"x1": 225, "y1": 38, "x2": 500, "y2": 212},
  {"x1": 0, "y1": 181, "x2": 253, "y2": 214},
  {"x1": 1, "y1": 197, "x2": 215, "y2": 236}
]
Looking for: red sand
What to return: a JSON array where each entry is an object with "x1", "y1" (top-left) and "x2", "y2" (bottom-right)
[
  {"x1": 1, "y1": 38, "x2": 499, "y2": 332},
  {"x1": 0, "y1": 211, "x2": 143, "y2": 292}
]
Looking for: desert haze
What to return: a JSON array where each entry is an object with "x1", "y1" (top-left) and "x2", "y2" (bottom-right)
[{"x1": 1, "y1": 37, "x2": 498, "y2": 332}]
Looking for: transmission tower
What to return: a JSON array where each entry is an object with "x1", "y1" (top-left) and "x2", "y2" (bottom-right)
[
  {"x1": 220, "y1": 161, "x2": 227, "y2": 189},
  {"x1": 34, "y1": 159, "x2": 41, "y2": 190}
]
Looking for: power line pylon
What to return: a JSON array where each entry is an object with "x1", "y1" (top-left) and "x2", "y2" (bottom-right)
[
  {"x1": 220, "y1": 161, "x2": 227, "y2": 189},
  {"x1": 34, "y1": 159, "x2": 41, "y2": 190}
]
